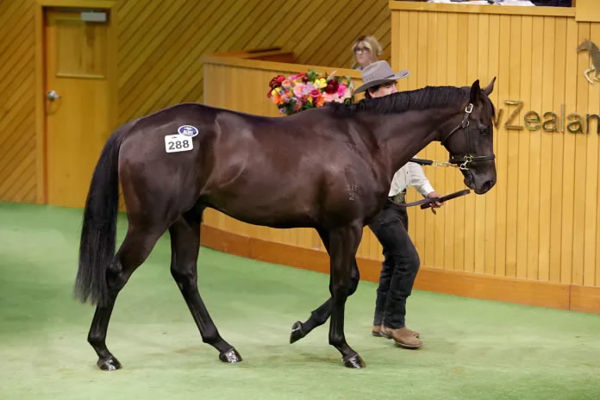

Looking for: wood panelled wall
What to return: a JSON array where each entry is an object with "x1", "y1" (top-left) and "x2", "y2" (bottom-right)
[
  {"x1": 200, "y1": 4, "x2": 600, "y2": 312},
  {"x1": 390, "y1": 3, "x2": 600, "y2": 288},
  {"x1": 0, "y1": 0, "x2": 390, "y2": 203},
  {"x1": 116, "y1": 0, "x2": 389, "y2": 123},
  {"x1": 0, "y1": 0, "x2": 37, "y2": 203}
]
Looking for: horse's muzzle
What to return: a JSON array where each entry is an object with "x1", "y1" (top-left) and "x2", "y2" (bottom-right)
[
  {"x1": 475, "y1": 177, "x2": 496, "y2": 194},
  {"x1": 463, "y1": 170, "x2": 496, "y2": 194}
]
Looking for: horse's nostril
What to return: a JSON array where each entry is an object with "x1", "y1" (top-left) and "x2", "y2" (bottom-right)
[{"x1": 483, "y1": 178, "x2": 496, "y2": 192}]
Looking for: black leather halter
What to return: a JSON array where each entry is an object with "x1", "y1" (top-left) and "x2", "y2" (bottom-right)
[{"x1": 441, "y1": 103, "x2": 495, "y2": 171}]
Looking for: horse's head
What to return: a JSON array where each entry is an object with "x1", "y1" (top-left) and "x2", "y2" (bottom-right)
[{"x1": 441, "y1": 79, "x2": 497, "y2": 194}]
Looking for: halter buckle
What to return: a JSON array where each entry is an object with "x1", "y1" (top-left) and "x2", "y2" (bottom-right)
[
  {"x1": 459, "y1": 154, "x2": 473, "y2": 170},
  {"x1": 460, "y1": 103, "x2": 474, "y2": 129}
]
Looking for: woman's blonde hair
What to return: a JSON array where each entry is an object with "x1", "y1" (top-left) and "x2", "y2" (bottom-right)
[{"x1": 351, "y1": 35, "x2": 382, "y2": 58}]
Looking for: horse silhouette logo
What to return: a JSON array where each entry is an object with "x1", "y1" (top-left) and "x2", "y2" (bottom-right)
[{"x1": 577, "y1": 40, "x2": 600, "y2": 84}]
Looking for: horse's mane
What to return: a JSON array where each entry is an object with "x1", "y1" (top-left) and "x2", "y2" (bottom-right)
[{"x1": 327, "y1": 86, "x2": 469, "y2": 116}]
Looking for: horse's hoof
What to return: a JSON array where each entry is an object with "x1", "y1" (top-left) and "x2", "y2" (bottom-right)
[
  {"x1": 290, "y1": 321, "x2": 305, "y2": 344},
  {"x1": 219, "y1": 348, "x2": 242, "y2": 363},
  {"x1": 342, "y1": 354, "x2": 366, "y2": 369},
  {"x1": 97, "y1": 356, "x2": 122, "y2": 371}
]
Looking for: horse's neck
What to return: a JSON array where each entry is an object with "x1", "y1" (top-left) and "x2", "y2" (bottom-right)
[{"x1": 375, "y1": 108, "x2": 455, "y2": 174}]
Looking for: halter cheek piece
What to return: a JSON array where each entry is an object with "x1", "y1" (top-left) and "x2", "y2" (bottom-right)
[{"x1": 441, "y1": 103, "x2": 495, "y2": 171}]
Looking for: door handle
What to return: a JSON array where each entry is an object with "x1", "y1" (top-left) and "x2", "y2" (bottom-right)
[{"x1": 47, "y1": 90, "x2": 61, "y2": 101}]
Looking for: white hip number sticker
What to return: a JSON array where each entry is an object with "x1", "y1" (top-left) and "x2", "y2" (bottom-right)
[{"x1": 165, "y1": 134, "x2": 193, "y2": 153}]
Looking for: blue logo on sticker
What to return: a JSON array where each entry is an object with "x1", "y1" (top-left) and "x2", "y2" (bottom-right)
[{"x1": 178, "y1": 125, "x2": 198, "y2": 137}]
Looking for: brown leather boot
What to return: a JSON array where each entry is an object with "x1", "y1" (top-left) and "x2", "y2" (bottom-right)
[
  {"x1": 381, "y1": 326, "x2": 423, "y2": 349},
  {"x1": 372, "y1": 325, "x2": 384, "y2": 337},
  {"x1": 380, "y1": 325, "x2": 420, "y2": 339}
]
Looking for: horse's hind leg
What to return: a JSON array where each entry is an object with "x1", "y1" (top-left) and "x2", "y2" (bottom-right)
[
  {"x1": 88, "y1": 224, "x2": 167, "y2": 370},
  {"x1": 290, "y1": 263, "x2": 359, "y2": 343},
  {"x1": 169, "y1": 214, "x2": 241, "y2": 363},
  {"x1": 290, "y1": 229, "x2": 360, "y2": 343}
]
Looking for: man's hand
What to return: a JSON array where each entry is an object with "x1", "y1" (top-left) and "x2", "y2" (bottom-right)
[{"x1": 426, "y1": 191, "x2": 442, "y2": 214}]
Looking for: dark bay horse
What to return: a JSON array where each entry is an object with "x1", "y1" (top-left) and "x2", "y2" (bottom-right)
[{"x1": 75, "y1": 79, "x2": 496, "y2": 370}]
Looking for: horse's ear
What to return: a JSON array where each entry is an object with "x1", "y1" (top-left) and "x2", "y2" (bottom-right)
[
  {"x1": 469, "y1": 80, "x2": 481, "y2": 103},
  {"x1": 483, "y1": 77, "x2": 496, "y2": 96}
]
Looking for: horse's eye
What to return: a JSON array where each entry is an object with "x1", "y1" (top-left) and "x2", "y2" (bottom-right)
[{"x1": 480, "y1": 127, "x2": 491, "y2": 135}]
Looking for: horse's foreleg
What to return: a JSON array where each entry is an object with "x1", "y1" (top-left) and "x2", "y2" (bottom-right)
[
  {"x1": 327, "y1": 223, "x2": 365, "y2": 368},
  {"x1": 169, "y1": 215, "x2": 241, "y2": 364},
  {"x1": 88, "y1": 225, "x2": 165, "y2": 371},
  {"x1": 290, "y1": 257, "x2": 360, "y2": 344}
]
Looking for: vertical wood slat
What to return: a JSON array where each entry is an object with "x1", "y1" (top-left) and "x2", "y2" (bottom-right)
[
  {"x1": 583, "y1": 23, "x2": 599, "y2": 286},
  {"x1": 444, "y1": 12, "x2": 458, "y2": 272},
  {"x1": 593, "y1": 26, "x2": 600, "y2": 288},
  {"x1": 462, "y1": 12, "x2": 478, "y2": 274},
  {"x1": 494, "y1": 14, "x2": 510, "y2": 278},
  {"x1": 434, "y1": 11, "x2": 449, "y2": 269},
  {"x1": 535, "y1": 16, "x2": 551, "y2": 282},
  {"x1": 484, "y1": 13, "x2": 500, "y2": 276},
  {"x1": 473, "y1": 13, "x2": 489, "y2": 275},
  {"x1": 549, "y1": 17, "x2": 567, "y2": 284},
  {"x1": 505, "y1": 15, "x2": 521, "y2": 279},
  {"x1": 561, "y1": 17, "x2": 578, "y2": 284},
  {"x1": 571, "y1": 22, "x2": 590, "y2": 286},
  {"x1": 517, "y1": 15, "x2": 532, "y2": 280}
]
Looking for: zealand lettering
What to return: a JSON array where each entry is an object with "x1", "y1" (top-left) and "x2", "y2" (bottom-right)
[
  {"x1": 504, "y1": 100, "x2": 524, "y2": 131},
  {"x1": 492, "y1": 108, "x2": 504, "y2": 129},
  {"x1": 524, "y1": 111, "x2": 541, "y2": 131},
  {"x1": 586, "y1": 114, "x2": 600, "y2": 134},
  {"x1": 567, "y1": 114, "x2": 583, "y2": 134},
  {"x1": 542, "y1": 112, "x2": 558, "y2": 132},
  {"x1": 493, "y1": 100, "x2": 599, "y2": 134}
]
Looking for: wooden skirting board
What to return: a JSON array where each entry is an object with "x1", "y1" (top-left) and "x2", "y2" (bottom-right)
[{"x1": 200, "y1": 225, "x2": 600, "y2": 315}]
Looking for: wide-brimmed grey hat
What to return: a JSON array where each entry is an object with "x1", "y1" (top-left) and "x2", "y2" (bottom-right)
[{"x1": 354, "y1": 61, "x2": 409, "y2": 93}]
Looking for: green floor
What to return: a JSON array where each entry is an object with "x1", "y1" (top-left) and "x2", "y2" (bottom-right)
[{"x1": 0, "y1": 202, "x2": 599, "y2": 400}]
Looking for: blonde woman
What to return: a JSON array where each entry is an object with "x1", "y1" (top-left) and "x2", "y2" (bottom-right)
[{"x1": 351, "y1": 35, "x2": 382, "y2": 70}]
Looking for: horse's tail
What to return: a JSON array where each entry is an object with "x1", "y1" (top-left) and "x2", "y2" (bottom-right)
[{"x1": 74, "y1": 125, "x2": 129, "y2": 306}]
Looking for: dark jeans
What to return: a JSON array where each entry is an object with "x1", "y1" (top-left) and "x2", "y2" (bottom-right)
[{"x1": 368, "y1": 200, "x2": 420, "y2": 329}]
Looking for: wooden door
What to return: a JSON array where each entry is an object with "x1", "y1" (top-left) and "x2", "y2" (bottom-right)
[{"x1": 44, "y1": 8, "x2": 113, "y2": 208}]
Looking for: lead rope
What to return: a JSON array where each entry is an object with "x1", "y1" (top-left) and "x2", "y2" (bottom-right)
[{"x1": 410, "y1": 158, "x2": 460, "y2": 169}]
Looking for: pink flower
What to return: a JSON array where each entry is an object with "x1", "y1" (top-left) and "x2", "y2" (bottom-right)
[{"x1": 293, "y1": 83, "x2": 305, "y2": 97}]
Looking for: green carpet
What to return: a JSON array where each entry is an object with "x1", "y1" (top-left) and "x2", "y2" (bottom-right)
[{"x1": 0, "y1": 202, "x2": 599, "y2": 400}]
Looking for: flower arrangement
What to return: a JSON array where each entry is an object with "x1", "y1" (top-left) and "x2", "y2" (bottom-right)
[{"x1": 267, "y1": 70, "x2": 353, "y2": 116}]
